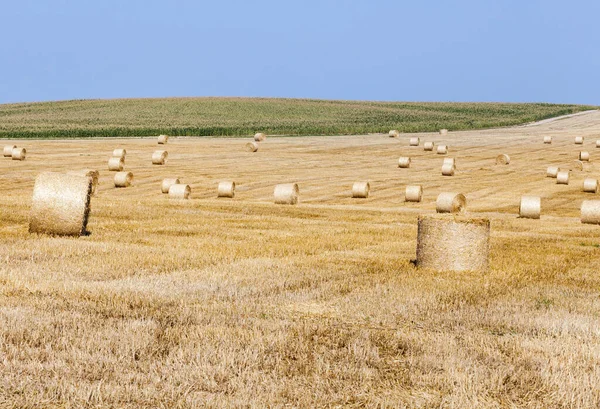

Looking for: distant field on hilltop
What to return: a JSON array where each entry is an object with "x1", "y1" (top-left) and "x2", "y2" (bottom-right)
[{"x1": 0, "y1": 97, "x2": 596, "y2": 138}]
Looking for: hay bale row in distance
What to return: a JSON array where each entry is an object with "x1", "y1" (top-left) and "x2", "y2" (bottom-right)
[
  {"x1": 169, "y1": 184, "x2": 191, "y2": 199},
  {"x1": 405, "y1": 185, "x2": 422, "y2": 202},
  {"x1": 423, "y1": 142, "x2": 435, "y2": 151},
  {"x1": 398, "y1": 157, "x2": 411, "y2": 168},
  {"x1": 436, "y1": 192, "x2": 466, "y2": 213},
  {"x1": 389, "y1": 130, "x2": 400, "y2": 138},
  {"x1": 152, "y1": 150, "x2": 168, "y2": 165},
  {"x1": 583, "y1": 178, "x2": 598, "y2": 193},
  {"x1": 11, "y1": 148, "x2": 26, "y2": 161},
  {"x1": 579, "y1": 151, "x2": 590, "y2": 161},
  {"x1": 108, "y1": 157, "x2": 124, "y2": 171},
  {"x1": 543, "y1": 136, "x2": 552, "y2": 144},
  {"x1": 3, "y1": 145, "x2": 16, "y2": 157},
  {"x1": 439, "y1": 129, "x2": 448, "y2": 135},
  {"x1": 556, "y1": 171, "x2": 570, "y2": 185},
  {"x1": 416, "y1": 214, "x2": 490, "y2": 272},
  {"x1": 29, "y1": 172, "x2": 92, "y2": 236},
  {"x1": 409, "y1": 137, "x2": 420, "y2": 146},
  {"x1": 158, "y1": 135, "x2": 169, "y2": 144},
  {"x1": 217, "y1": 181, "x2": 235, "y2": 198},
  {"x1": 581, "y1": 200, "x2": 600, "y2": 224},
  {"x1": 67, "y1": 169, "x2": 99, "y2": 195},
  {"x1": 437, "y1": 145, "x2": 448, "y2": 155},
  {"x1": 352, "y1": 182, "x2": 370, "y2": 198},
  {"x1": 161, "y1": 178, "x2": 180, "y2": 194},
  {"x1": 254, "y1": 133, "x2": 267, "y2": 142},
  {"x1": 274, "y1": 183, "x2": 299, "y2": 205},
  {"x1": 496, "y1": 154, "x2": 510, "y2": 165},
  {"x1": 246, "y1": 142, "x2": 259, "y2": 152},
  {"x1": 575, "y1": 136, "x2": 584, "y2": 144},
  {"x1": 114, "y1": 172, "x2": 133, "y2": 188},
  {"x1": 519, "y1": 196, "x2": 541, "y2": 219}
]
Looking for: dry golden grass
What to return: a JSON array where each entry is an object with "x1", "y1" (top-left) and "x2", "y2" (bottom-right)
[{"x1": 1, "y1": 112, "x2": 600, "y2": 407}]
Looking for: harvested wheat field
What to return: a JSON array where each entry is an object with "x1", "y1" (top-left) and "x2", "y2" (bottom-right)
[{"x1": 1, "y1": 111, "x2": 600, "y2": 408}]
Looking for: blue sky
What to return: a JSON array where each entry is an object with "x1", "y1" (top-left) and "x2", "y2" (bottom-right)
[{"x1": 1, "y1": 0, "x2": 598, "y2": 104}]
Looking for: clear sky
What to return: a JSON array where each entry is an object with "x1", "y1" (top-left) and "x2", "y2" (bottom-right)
[{"x1": 1, "y1": 0, "x2": 598, "y2": 105}]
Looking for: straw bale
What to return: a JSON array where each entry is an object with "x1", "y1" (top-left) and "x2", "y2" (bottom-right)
[
  {"x1": 217, "y1": 181, "x2": 235, "y2": 198},
  {"x1": 152, "y1": 150, "x2": 168, "y2": 165},
  {"x1": 114, "y1": 172, "x2": 133, "y2": 188},
  {"x1": 161, "y1": 178, "x2": 180, "y2": 194},
  {"x1": 405, "y1": 185, "x2": 423, "y2": 202},
  {"x1": 274, "y1": 183, "x2": 299, "y2": 205},
  {"x1": 519, "y1": 196, "x2": 541, "y2": 219},
  {"x1": 168, "y1": 184, "x2": 191, "y2": 199},
  {"x1": 436, "y1": 192, "x2": 466, "y2": 213}
]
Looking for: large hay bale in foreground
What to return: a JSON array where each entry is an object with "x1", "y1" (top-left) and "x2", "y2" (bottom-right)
[
  {"x1": 579, "y1": 151, "x2": 590, "y2": 161},
  {"x1": 168, "y1": 184, "x2": 191, "y2": 199},
  {"x1": 112, "y1": 148, "x2": 126, "y2": 159},
  {"x1": 496, "y1": 154, "x2": 510, "y2": 165},
  {"x1": 217, "y1": 181, "x2": 235, "y2": 198},
  {"x1": 439, "y1": 129, "x2": 448, "y2": 135},
  {"x1": 158, "y1": 135, "x2": 169, "y2": 144},
  {"x1": 409, "y1": 137, "x2": 420, "y2": 146},
  {"x1": 3, "y1": 145, "x2": 16, "y2": 157},
  {"x1": 352, "y1": 182, "x2": 370, "y2": 198},
  {"x1": 546, "y1": 166, "x2": 559, "y2": 178},
  {"x1": 437, "y1": 145, "x2": 448, "y2": 155},
  {"x1": 423, "y1": 142, "x2": 435, "y2": 151},
  {"x1": 246, "y1": 142, "x2": 259, "y2": 152},
  {"x1": 152, "y1": 150, "x2": 168, "y2": 165},
  {"x1": 29, "y1": 172, "x2": 92, "y2": 236},
  {"x1": 68, "y1": 169, "x2": 99, "y2": 195},
  {"x1": 405, "y1": 185, "x2": 423, "y2": 202},
  {"x1": 161, "y1": 178, "x2": 180, "y2": 194},
  {"x1": 274, "y1": 183, "x2": 299, "y2": 205},
  {"x1": 398, "y1": 157, "x2": 411, "y2": 168},
  {"x1": 441, "y1": 163, "x2": 455, "y2": 176},
  {"x1": 543, "y1": 136, "x2": 552, "y2": 144},
  {"x1": 581, "y1": 200, "x2": 600, "y2": 224},
  {"x1": 114, "y1": 172, "x2": 133, "y2": 188},
  {"x1": 519, "y1": 196, "x2": 541, "y2": 219},
  {"x1": 556, "y1": 171, "x2": 570, "y2": 185},
  {"x1": 416, "y1": 215, "x2": 490, "y2": 272},
  {"x1": 108, "y1": 157, "x2": 124, "y2": 171},
  {"x1": 583, "y1": 178, "x2": 598, "y2": 193},
  {"x1": 389, "y1": 130, "x2": 400, "y2": 138},
  {"x1": 436, "y1": 192, "x2": 466, "y2": 213},
  {"x1": 575, "y1": 136, "x2": 584, "y2": 144},
  {"x1": 11, "y1": 147, "x2": 26, "y2": 161},
  {"x1": 254, "y1": 133, "x2": 267, "y2": 142}
]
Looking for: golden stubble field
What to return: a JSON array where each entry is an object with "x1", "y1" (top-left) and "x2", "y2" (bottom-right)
[{"x1": 1, "y1": 112, "x2": 600, "y2": 408}]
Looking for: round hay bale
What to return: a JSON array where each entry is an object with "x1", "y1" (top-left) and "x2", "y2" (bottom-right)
[
  {"x1": 439, "y1": 129, "x2": 448, "y2": 135},
  {"x1": 581, "y1": 200, "x2": 600, "y2": 224},
  {"x1": 161, "y1": 178, "x2": 180, "y2": 194},
  {"x1": 398, "y1": 157, "x2": 411, "y2": 168},
  {"x1": 443, "y1": 157, "x2": 456, "y2": 168},
  {"x1": 441, "y1": 163, "x2": 455, "y2": 176},
  {"x1": 436, "y1": 192, "x2": 466, "y2": 213},
  {"x1": 112, "y1": 148, "x2": 126, "y2": 159},
  {"x1": 68, "y1": 169, "x2": 99, "y2": 195},
  {"x1": 114, "y1": 171, "x2": 133, "y2": 188},
  {"x1": 152, "y1": 150, "x2": 168, "y2": 165},
  {"x1": 579, "y1": 151, "x2": 590, "y2": 161},
  {"x1": 168, "y1": 184, "x2": 191, "y2": 199},
  {"x1": 3, "y1": 145, "x2": 16, "y2": 157},
  {"x1": 108, "y1": 157, "x2": 124, "y2": 171},
  {"x1": 246, "y1": 142, "x2": 259, "y2": 152},
  {"x1": 437, "y1": 145, "x2": 448, "y2": 155},
  {"x1": 519, "y1": 196, "x2": 541, "y2": 219},
  {"x1": 423, "y1": 142, "x2": 435, "y2": 151},
  {"x1": 416, "y1": 215, "x2": 490, "y2": 272},
  {"x1": 217, "y1": 181, "x2": 235, "y2": 198},
  {"x1": 583, "y1": 178, "x2": 598, "y2": 193},
  {"x1": 409, "y1": 137, "x2": 420, "y2": 146},
  {"x1": 388, "y1": 130, "x2": 400, "y2": 138},
  {"x1": 543, "y1": 136, "x2": 552, "y2": 144},
  {"x1": 571, "y1": 160, "x2": 584, "y2": 171},
  {"x1": 274, "y1": 183, "x2": 299, "y2": 205},
  {"x1": 546, "y1": 166, "x2": 559, "y2": 178},
  {"x1": 556, "y1": 170, "x2": 570, "y2": 185},
  {"x1": 405, "y1": 185, "x2": 423, "y2": 202},
  {"x1": 496, "y1": 154, "x2": 510, "y2": 165},
  {"x1": 575, "y1": 136, "x2": 584, "y2": 144},
  {"x1": 11, "y1": 147, "x2": 26, "y2": 161},
  {"x1": 352, "y1": 182, "x2": 370, "y2": 198},
  {"x1": 596, "y1": 140, "x2": 600, "y2": 148},
  {"x1": 158, "y1": 135, "x2": 169, "y2": 144},
  {"x1": 254, "y1": 132, "x2": 267, "y2": 142},
  {"x1": 29, "y1": 172, "x2": 92, "y2": 236}
]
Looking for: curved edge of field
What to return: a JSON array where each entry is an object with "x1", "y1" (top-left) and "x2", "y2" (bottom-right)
[{"x1": 0, "y1": 97, "x2": 597, "y2": 139}]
